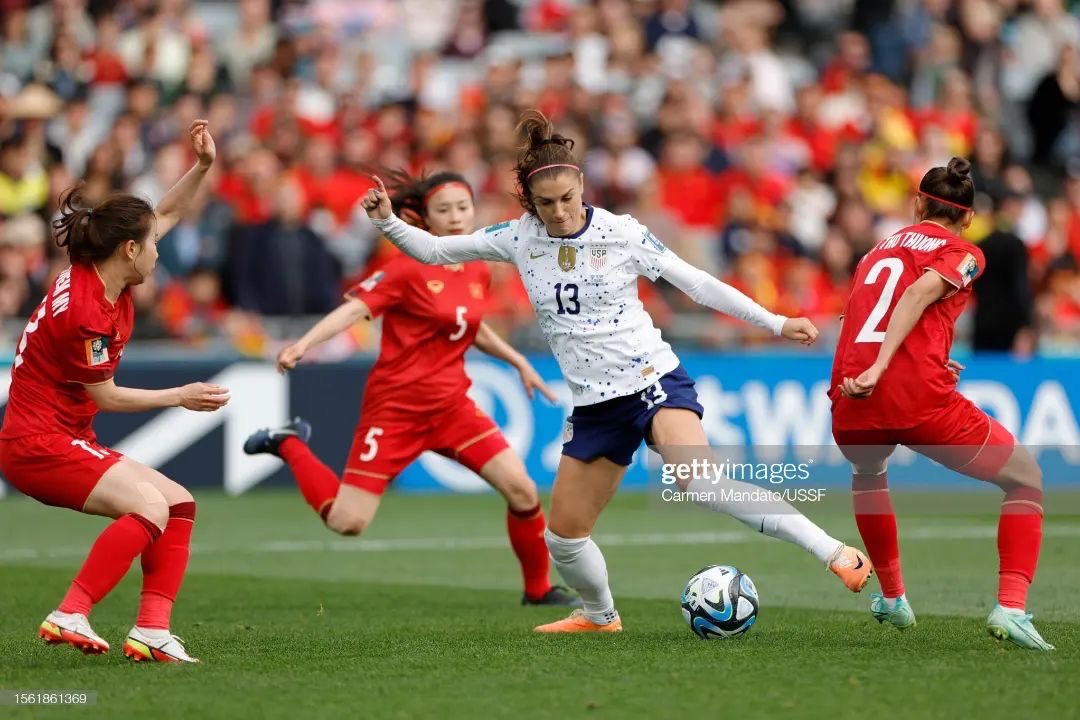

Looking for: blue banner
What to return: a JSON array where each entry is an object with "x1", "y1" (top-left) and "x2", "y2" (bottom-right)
[{"x1": 0, "y1": 353, "x2": 1077, "y2": 496}]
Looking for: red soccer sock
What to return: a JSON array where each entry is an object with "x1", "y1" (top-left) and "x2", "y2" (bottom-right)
[
  {"x1": 59, "y1": 514, "x2": 161, "y2": 616},
  {"x1": 136, "y1": 502, "x2": 196, "y2": 630},
  {"x1": 998, "y1": 486, "x2": 1043, "y2": 610},
  {"x1": 507, "y1": 504, "x2": 552, "y2": 600},
  {"x1": 852, "y1": 472, "x2": 905, "y2": 598},
  {"x1": 279, "y1": 437, "x2": 340, "y2": 521}
]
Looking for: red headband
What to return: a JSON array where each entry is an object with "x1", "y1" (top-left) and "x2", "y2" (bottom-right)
[
  {"x1": 527, "y1": 163, "x2": 580, "y2": 180},
  {"x1": 919, "y1": 190, "x2": 972, "y2": 212},
  {"x1": 423, "y1": 181, "x2": 473, "y2": 205}
]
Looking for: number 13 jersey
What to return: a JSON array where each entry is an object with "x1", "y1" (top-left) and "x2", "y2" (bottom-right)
[
  {"x1": 483, "y1": 206, "x2": 680, "y2": 406},
  {"x1": 830, "y1": 221, "x2": 985, "y2": 430}
]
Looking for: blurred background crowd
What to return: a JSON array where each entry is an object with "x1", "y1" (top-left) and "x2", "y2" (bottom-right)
[{"x1": 0, "y1": 0, "x2": 1078, "y2": 359}]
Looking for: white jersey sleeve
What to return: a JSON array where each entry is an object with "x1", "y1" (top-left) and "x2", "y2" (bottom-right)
[
  {"x1": 622, "y1": 215, "x2": 675, "y2": 281},
  {"x1": 370, "y1": 214, "x2": 517, "y2": 264},
  {"x1": 660, "y1": 255, "x2": 787, "y2": 335}
]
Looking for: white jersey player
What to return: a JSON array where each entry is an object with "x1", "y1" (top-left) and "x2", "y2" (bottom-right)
[{"x1": 363, "y1": 109, "x2": 873, "y2": 634}]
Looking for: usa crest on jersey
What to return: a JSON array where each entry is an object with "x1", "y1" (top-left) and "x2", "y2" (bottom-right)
[{"x1": 589, "y1": 247, "x2": 607, "y2": 271}]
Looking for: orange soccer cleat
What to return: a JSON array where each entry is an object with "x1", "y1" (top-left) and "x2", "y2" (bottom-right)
[
  {"x1": 828, "y1": 545, "x2": 874, "y2": 592},
  {"x1": 533, "y1": 609, "x2": 623, "y2": 633},
  {"x1": 38, "y1": 611, "x2": 110, "y2": 655}
]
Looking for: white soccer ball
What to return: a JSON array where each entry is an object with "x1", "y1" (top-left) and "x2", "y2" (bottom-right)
[{"x1": 680, "y1": 565, "x2": 759, "y2": 639}]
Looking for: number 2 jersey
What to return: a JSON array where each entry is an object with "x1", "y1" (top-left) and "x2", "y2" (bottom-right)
[
  {"x1": 347, "y1": 255, "x2": 490, "y2": 416},
  {"x1": 1, "y1": 263, "x2": 133, "y2": 441},
  {"x1": 830, "y1": 221, "x2": 985, "y2": 430}
]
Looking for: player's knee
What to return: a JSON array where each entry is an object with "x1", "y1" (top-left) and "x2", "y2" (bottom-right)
[
  {"x1": 136, "y1": 493, "x2": 169, "y2": 530},
  {"x1": 325, "y1": 508, "x2": 369, "y2": 537},
  {"x1": 995, "y1": 447, "x2": 1042, "y2": 492},
  {"x1": 544, "y1": 529, "x2": 587, "y2": 563},
  {"x1": 503, "y1": 476, "x2": 539, "y2": 511},
  {"x1": 170, "y1": 484, "x2": 195, "y2": 506}
]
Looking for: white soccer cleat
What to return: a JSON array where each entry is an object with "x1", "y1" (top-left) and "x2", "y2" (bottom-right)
[
  {"x1": 38, "y1": 610, "x2": 110, "y2": 655},
  {"x1": 123, "y1": 626, "x2": 200, "y2": 663}
]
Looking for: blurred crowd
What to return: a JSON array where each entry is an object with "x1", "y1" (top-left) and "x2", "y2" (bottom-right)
[{"x1": 0, "y1": 0, "x2": 1078, "y2": 359}]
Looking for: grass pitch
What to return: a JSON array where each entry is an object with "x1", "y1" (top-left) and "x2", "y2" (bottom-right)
[{"x1": 2, "y1": 490, "x2": 1079, "y2": 719}]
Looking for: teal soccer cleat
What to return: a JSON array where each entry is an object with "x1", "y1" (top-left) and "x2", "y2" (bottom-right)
[
  {"x1": 987, "y1": 605, "x2": 1055, "y2": 650},
  {"x1": 870, "y1": 593, "x2": 916, "y2": 631}
]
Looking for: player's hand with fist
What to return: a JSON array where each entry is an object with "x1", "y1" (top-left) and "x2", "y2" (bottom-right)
[
  {"x1": 781, "y1": 317, "x2": 819, "y2": 346},
  {"x1": 189, "y1": 119, "x2": 216, "y2": 169},
  {"x1": 178, "y1": 382, "x2": 230, "y2": 411},
  {"x1": 276, "y1": 342, "x2": 307, "y2": 374},
  {"x1": 362, "y1": 175, "x2": 392, "y2": 220}
]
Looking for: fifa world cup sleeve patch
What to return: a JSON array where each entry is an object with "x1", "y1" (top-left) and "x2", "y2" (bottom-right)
[
  {"x1": 358, "y1": 270, "x2": 385, "y2": 292},
  {"x1": 956, "y1": 253, "x2": 979, "y2": 286},
  {"x1": 85, "y1": 336, "x2": 110, "y2": 366}
]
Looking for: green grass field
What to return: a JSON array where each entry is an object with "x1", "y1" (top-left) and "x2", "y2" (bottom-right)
[{"x1": 2, "y1": 489, "x2": 1079, "y2": 719}]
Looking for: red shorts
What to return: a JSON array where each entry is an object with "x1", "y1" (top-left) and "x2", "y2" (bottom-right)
[
  {"x1": 343, "y1": 398, "x2": 510, "y2": 495},
  {"x1": 832, "y1": 392, "x2": 1015, "y2": 481},
  {"x1": 0, "y1": 433, "x2": 123, "y2": 511}
]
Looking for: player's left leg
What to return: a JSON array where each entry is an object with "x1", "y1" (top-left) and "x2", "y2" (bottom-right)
[
  {"x1": 123, "y1": 461, "x2": 200, "y2": 663},
  {"x1": 649, "y1": 408, "x2": 872, "y2": 593}
]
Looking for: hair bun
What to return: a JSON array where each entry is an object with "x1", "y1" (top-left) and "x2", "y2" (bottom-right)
[{"x1": 946, "y1": 156, "x2": 971, "y2": 182}]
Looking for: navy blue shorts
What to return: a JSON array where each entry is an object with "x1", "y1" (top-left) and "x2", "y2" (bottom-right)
[{"x1": 562, "y1": 365, "x2": 704, "y2": 467}]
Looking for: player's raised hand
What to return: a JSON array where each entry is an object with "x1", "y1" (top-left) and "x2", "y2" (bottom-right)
[
  {"x1": 189, "y1": 119, "x2": 216, "y2": 168},
  {"x1": 277, "y1": 342, "x2": 306, "y2": 374},
  {"x1": 946, "y1": 358, "x2": 965, "y2": 380},
  {"x1": 362, "y1": 175, "x2": 392, "y2": 220},
  {"x1": 841, "y1": 364, "x2": 885, "y2": 399},
  {"x1": 517, "y1": 362, "x2": 558, "y2": 403},
  {"x1": 781, "y1": 317, "x2": 819, "y2": 346},
  {"x1": 179, "y1": 382, "x2": 230, "y2": 411}
]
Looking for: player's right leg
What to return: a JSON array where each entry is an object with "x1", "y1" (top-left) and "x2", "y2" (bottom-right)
[
  {"x1": 534, "y1": 453, "x2": 626, "y2": 633},
  {"x1": 907, "y1": 396, "x2": 1052, "y2": 650},
  {"x1": 652, "y1": 407, "x2": 873, "y2": 593},
  {"x1": 0, "y1": 435, "x2": 168, "y2": 656},
  {"x1": 246, "y1": 415, "x2": 417, "y2": 535}
]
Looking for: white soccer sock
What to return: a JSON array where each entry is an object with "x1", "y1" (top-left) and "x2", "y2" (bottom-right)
[
  {"x1": 544, "y1": 530, "x2": 618, "y2": 624},
  {"x1": 686, "y1": 476, "x2": 842, "y2": 563}
]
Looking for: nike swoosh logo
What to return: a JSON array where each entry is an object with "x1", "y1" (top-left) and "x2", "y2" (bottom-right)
[
  {"x1": 759, "y1": 518, "x2": 765, "y2": 533},
  {"x1": 530, "y1": 252, "x2": 546, "y2": 259},
  {"x1": 854, "y1": 557, "x2": 864, "y2": 570}
]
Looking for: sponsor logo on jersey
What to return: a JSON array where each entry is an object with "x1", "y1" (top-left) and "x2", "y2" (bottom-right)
[
  {"x1": 85, "y1": 337, "x2": 110, "y2": 366},
  {"x1": 957, "y1": 253, "x2": 979, "y2": 286},
  {"x1": 469, "y1": 282, "x2": 484, "y2": 299},
  {"x1": 358, "y1": 270, "x2": 384, "y2": 292},
  {"x1": 642, "y1": 230, "x2": 666, "y2": 253},
  {"x1": 427, "y1": 280, "x2": 445, "y2": 294},
  {"x1": 484, "y1": 221, "x2": 511, "y2": 234},
  {"x1": 529, "y1": 251, "x2": 546, "y2": 259},
  {"x1": 589, "y1": 247, "x2": 607, "y2": 271},
  {"x1": 558, "y1": 245, "x2": 577, "y2": 272}
]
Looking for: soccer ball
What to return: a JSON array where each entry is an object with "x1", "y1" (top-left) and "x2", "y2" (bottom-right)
[{"x1": 680, "y1": 565, "x2": 759, "y2": 639}]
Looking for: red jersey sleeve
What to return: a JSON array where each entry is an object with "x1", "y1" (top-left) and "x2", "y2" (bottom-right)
[
  {"x1": 63, "y1": 315, "x2": 121, "y2": 386},
  {"x1": 345, "y1": 258, "x2": 413, "y2": 318},
  {"x1": 926, "y1": 244, "x2": 984, "y2": 293}
]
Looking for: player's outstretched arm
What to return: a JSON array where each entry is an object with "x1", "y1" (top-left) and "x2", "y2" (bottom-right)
[
  {"x1": 843, "y1": 271, "x2": 950, "y2": 397},
  {"x1": 276, "y1": 298, "x2": 372, "y2": 373},
  {"x1": 153, "y1": 120, "x2": 216, "y2": 238},
  {"x1": 473, "y1": 322, "x2": 558, "y2": 402},
  {"x1": 362, "y1": 175, "x2": 512, "y2": 265},
  {"x1": 84, "y1": 378, "x2": 230, "y2": 413},
  {"x1": 659, "y1": 255, "x2": 819, "y2": 345}
]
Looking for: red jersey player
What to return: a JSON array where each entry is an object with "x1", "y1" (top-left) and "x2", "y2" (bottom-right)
[
  {"x1": 831, "y1": 157, "x2": 1052, "y2": 650},
  {"x1": 0, "y1": 121, "x2": 229, "y2": 663},
  {"x1": 243, "y1": 170, "x2": 579, "y2": 607}
]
